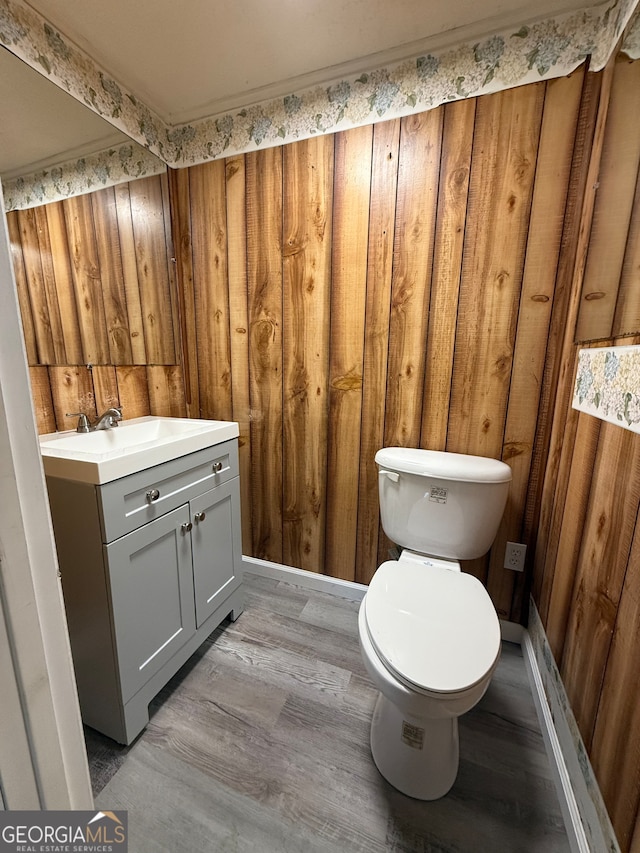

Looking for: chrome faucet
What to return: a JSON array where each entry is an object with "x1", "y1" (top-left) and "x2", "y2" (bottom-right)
[{"x1": 66, "y1": 408, "x2": 123, "y2": 433}]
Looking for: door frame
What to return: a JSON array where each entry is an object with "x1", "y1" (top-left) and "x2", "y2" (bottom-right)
[{"x1": 0, "y1": 185, "x2": 93, "y2": 810}]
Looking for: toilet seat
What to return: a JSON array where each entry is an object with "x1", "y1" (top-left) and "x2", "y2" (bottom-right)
[{"x1": 364, "y1": 560, "x2": 501, "y2": 695}]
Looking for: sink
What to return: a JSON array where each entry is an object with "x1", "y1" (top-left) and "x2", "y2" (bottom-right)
[{"x1": 39, "y1": 416, "x2": 239, "y2": 484}]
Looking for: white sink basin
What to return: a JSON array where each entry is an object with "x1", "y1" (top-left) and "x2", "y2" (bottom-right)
[{"x1": 39, "y1": 416, "x2": 239, "y2": 484}]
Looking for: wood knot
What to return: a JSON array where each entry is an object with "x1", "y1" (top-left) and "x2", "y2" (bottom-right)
[
  {"x1": 331, "y1": 372, "x2": 362, "y2": 392},
  {"x1": 503, "y1": 442, "x2": 528, "y2": 460},
  {"x1": 531, "y1": 294, "x2": 550, "y2": 303},
  {"x1": 585, "y1": 291, "x2": 606, "y2": 301},
  {"x1": 496, "y1": 270, "x2": 510, "y2": 288}
]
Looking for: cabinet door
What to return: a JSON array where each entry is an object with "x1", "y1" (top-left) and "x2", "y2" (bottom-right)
[
  {"x1": 105, "y1": 504, "x2": 196, "y2": 702},
  {"x1": 191, "y1": 478, "x2": 241, "y2": 627}
]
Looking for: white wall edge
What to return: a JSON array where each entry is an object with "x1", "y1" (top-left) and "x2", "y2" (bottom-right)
[
  {"x1": 522, "y1": 630, "x2": 590, "y2": 853},
  {"x1": 499, "y1": 620, "x2": 524, "y2": 644},
  {"x1": 242, "y1": 555, "x2": 368, "y2": 602}
]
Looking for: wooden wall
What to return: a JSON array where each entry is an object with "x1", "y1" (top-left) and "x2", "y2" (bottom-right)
[
  {"x1": 532, "y1": 53, "x2": 640, "y2": 853},
  {"x1": 168, "y1": 66, "x2": 592, "y2": 622},
  {"x1": 11, "y1": 69, "x2": 596, "y2": 623},
  {"x1": 8, "y1": 174, "x2": 186, "y2": 433},
  {"x1": 575, "y1": 55, "x2": 640, "y2": 342}
]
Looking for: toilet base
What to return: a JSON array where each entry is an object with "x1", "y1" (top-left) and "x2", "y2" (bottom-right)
[{"x1": 370, "y1": 692, "x2": 459, "y2": 800}]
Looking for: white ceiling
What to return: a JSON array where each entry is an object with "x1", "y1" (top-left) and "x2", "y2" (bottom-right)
[{"x1": 1, "y1": 0, "x2": 608, "y2": 180}]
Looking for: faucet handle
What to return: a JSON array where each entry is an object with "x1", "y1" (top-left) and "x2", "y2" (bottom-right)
[{"x1": 66, "y1": 412, "x2": 90, "y2": 433}]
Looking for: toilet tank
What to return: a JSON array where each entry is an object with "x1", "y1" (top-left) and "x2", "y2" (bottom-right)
[{"x1": 375, "y1": 447, "x2": 512, "y2": 560}]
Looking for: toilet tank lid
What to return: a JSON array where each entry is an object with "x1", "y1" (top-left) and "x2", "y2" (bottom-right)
[{"x1": 375, "y1": 447, "x2": 512, "y2": 484}]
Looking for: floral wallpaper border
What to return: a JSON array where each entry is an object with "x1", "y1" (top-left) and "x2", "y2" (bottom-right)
[
  {"x1": 1, "y1": 0, "x2": 639, "y2": 209},
  {"x1": 2, "y1": 143, "x2": 166, "y2": 211},
  {"x1": 573, "y1": 346, "x2": 640, "y2": 434},
  {"x1": 528, "y1": 601, "x2": 620, "y2": 852}
]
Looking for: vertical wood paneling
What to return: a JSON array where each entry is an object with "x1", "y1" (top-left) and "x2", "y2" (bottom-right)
[
  {"x1": 614, "y1": 170, "x2": 640, "y2": 337},
  {"x1": 576, "y1": 56, "x2": 640, "y2": 341},
  {"x1": 383, "y1": 110, "x2": 442, "y2": 450},
  {"x1": 91, "y1": 188, "x2": 134, "y2": 364},
  {"x1": 448, "y1": 84, "x2": 544, "y2": 460},
  {"x1": 63, "y1": 194, "x2": 111, "y2": 364},
  {"x1": 325, "y1": 127, "x2": 372, "y2": 580},
  {"x1": 591, "y1": 518, "x2": 640, "y2": 851},
  {"x1": 91, "y1": 365, "x2": 120, "y2": 412},
  {"x1": 49, "y1": 365, "x2": 96, "y2": 431},
  {"x1": 168, "y1": 169, "x2": 199, "y2": 417},
  {"x1": 33, "y1": 206, "x2": 67, "y2": 363},
  {"x1": 17, "y1": 207, "x2": 57, "y2": 364},
  {"x1": 446, "y1": 85, "x2": 544, "y2": 583},
  {"x1": 226, "y1": 154, "x2": 253, "y2": 555},
  {"x1": 189, "y1": 162, "x2": 233, "y2": 421},
  {"x1": 11, "y1": 174, "x2": 184, "y2": 437},
  {"x1": 354, "y1": 119, "x2": 400, "y2": 585},
  {"x1": 44, "y1": 202, "x2": 84, "y2": 365},
  {"x1": 283, "y1": 136, "x2": 333, "y2": 572},
  {"x1": 147, "y1": 366, "x2": 186, "y2": 417},
  {"x1": 129, "y1": 176, "x2": 177, "y2": 365},
  {"x1": 7, "y1": 213, "x2": 37, "y2": 364},
  {"x1": 28, "y1": 366, "x2": 56, "y2": 434},
  {"x1": 113, "y1": 183, "x2": 147, "y2": 364},
  {"x1": 559, "y1": 424, "x2": 640, "y2": 745},
  {"x1": 487, "y1": 72, "x2": 584, "y2": 617},
  {"x1": 421, "y1": 98, "x2": 475, "y2": 452},
  {"x1": 544, "y1": 408, "x2": 601, "y2": 659},
  {"x1": 531, "y1": 67, "x2": 607, "y2": 617},
  {"x1": 246, "y1": 148, "x2": 284, "y2": 563},
  {"x1": 115, "y1": 366, "x2": 151, "y2": 419}
]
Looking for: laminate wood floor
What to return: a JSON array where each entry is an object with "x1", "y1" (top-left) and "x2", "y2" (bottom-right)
[{"x1": 89, "y1": 572, "x2": 571, "y2": 852}]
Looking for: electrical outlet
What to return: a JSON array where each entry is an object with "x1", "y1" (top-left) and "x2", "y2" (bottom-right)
[{"x1": 504, "y1": 541, "x2": 527, "y2": 572}]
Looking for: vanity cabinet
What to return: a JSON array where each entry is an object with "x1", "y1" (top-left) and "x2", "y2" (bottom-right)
[{"x1": 45, "y1": 438, "x2": 243, "y2": 744}]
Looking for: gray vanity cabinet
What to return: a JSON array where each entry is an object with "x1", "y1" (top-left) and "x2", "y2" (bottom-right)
[
  {"x1": 104, "y1": 504, "x2": 196, "y2": 704},
  {"x1": 46, "y1": 438, "x2": 244, "y2": 745},
  {"x1": 191, "y1": 479, "x2": 240, "y2": 627}
]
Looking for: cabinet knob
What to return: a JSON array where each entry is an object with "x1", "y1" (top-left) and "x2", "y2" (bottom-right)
[
  {"x1": 146, "y1": 488, "x2": 160, "y2": 503},
  {"x1": 194, "y1": 511, "x2": 206, "y2": 523},
  {"x1": 212, "y1": 461, "x2": 223, "y2": 473},
  {"x1": 181, "y1": 522, "x2": 193, "y2": 534}
]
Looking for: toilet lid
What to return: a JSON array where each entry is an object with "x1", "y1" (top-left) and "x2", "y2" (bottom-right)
[{"x1": 364, "y1": 560, "x2": 501, "y2": 694}]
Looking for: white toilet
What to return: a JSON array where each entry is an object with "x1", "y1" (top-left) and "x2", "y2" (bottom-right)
[{"x1": 358, "y1": 446, "x2": 512, "y2": 800}]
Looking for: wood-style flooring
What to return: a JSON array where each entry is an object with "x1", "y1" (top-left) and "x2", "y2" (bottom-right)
[{"x1": 88, "y1": 572, "x2": 571, "y2": 852}]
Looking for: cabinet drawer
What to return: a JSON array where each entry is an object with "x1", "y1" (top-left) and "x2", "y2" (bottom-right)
[{"x1": 97, "y1": 439, "x2": 238, "y2": 542}]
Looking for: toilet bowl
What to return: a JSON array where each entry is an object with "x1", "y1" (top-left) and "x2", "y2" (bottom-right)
[
  {"x1": 358, "y1": 555, "x2": 501, "y2": 799},
  {"x1": 359, "y1": 447, "x2": 511, "y2": 800}
]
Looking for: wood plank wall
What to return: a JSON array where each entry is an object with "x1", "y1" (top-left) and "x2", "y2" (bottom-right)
[
  {"x1": 7, "y1": 174, "x2": 185, "y2": 434},
  {"x1": 11, "y1": 70, "x2": 592, "y2": 623},
  {"x1": 576, "y1": 54, "x2": 640, "y2": 341},
  {"x1": 532, "y1": 54, "x2": 640, "y2": 853},
  {"x1": 11, "y1": 54, "x2": 640, "y2": 848},
  {"x1": 169, "y1": 67, "x2": 590, "y2": 622}
]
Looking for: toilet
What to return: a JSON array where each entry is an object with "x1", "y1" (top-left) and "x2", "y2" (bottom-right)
[{"x1": 358, "y1": 446, "x2": 512, "y2": 800}]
